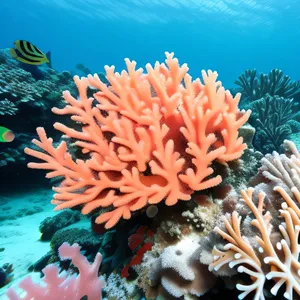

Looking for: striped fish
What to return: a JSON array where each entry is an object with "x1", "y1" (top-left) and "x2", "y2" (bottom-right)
[{"x1": 10, "y1": 40, "x2": 51, "y2": 67}]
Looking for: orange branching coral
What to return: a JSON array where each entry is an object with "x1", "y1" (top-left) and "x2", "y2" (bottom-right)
[
  {"x1": 210, "y1": 187, "x2": 300, "y2": 300},
  {"x1": 25, "y1": 52, "x2": 250, "y2": 228}
]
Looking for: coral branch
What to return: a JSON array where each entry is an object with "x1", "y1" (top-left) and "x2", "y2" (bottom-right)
[
  {"x1": 211, "y1": 186, "x2": 300, "y2": 300},
  {"x1": 6, "y1": 243, "x2": 104, "y2": 300}
]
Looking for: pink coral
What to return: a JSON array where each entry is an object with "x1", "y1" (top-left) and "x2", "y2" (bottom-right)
[
  {"x1": 25, "y1": 52, "x2": 250, "y2": 228},
  {"x1": 6, "y1": 243, "x2": 104, "y2": 300}
]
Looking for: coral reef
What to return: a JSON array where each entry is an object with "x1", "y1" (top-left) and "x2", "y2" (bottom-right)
[
  {"x1": 51, "y1": 228, "x2": 102, "y2": 253},
  {"x1": 135, "y1": 140, "x2": 300, "y2": 299},
  {"x1": 233, "y1": 68, "x2": 300, "y2": 155},
  {"x1": 160, "y1": 220, "x2": 183, "y2": 238},
  {"x1": 143, "y1": 234, "x2": 216, "y2": 299},
  {"x1": 39, "y1": 210, "x2": 81, "y2": 241},
  {"x1": 6, "y1": 243, "x2": 105, "y2": 300},
  {"x1": 103, "y1": 272, "x2": 140, "y2": 300},
  {"x1": 0, "y1": 49, "x2": 75, "y2": 111},
  {"x1": 25, "y1": 52, "x2": 250, "y2": 229},
  {"x1": 248, "y1": 94, "x2": 300, "y2": 153},
  {"x1": 182, "y1": 197, "x2": 220, "y2": 234},
  {"x1": 0, "y1": 99, "x2": 18, "y2": 116},
  {"x1": 259, "y1": 139, "x2": 300, "y2": 192},
  {"x1": 6, "y1": 50, "x2": 300, "y2": 300},
  {"x1": 209, "y1": 140, "x2": 300, "y2": 299},
  {"x1": 122, "y1": 226, "x2": 154, "y2": 278},
  {"x1": 234, "y1": 69, "x2": 300, "y2": 105},
  {"x1": 210, "y1": 186, "x2": 300, "y2": 300},
  {"x1": 0, "y1": 48, "x2": 76, "y2": 185}
]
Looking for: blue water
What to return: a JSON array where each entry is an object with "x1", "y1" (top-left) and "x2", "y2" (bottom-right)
[{"x1": 1, "y1": 0, "x2": 300, "y2": 86}]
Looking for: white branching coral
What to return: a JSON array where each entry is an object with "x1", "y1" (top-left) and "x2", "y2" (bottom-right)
[
  {"x1": 261, "y1": 140, "x2": 300, "y2": 190},
  {"x1": 210, "y1": 186, "x2": 300, "y2": 300}
]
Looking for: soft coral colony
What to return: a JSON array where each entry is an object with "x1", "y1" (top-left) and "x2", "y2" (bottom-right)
[{"x1": 25, "y1": 52, "x2": 250, "y2": 229}]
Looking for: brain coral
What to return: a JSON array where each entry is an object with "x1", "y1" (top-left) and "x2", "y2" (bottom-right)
[{"x1": 25, "y1": 52, "x2": 250, "y2": 228}]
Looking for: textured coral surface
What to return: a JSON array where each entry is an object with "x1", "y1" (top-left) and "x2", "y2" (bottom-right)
[{"x1": 25, "y1": 52, "x2": 250, "y2": 228}]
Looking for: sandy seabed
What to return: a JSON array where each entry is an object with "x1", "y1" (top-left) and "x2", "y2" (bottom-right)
[{"x1": 0, "y1": 187, "x2": 86, "y2": 299}]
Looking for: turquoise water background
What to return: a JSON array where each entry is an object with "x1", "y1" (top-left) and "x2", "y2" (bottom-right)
[{"x1": 1, "y1": 0, "x2": 299, "y2": 86}]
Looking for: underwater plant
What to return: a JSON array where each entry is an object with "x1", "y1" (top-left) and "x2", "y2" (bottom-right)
[
  {"x1": 233, "y1": 68, "x2": 300, "y2": 154},
  {"x1": 248, "y1": 94, "x2": 300, "y2": 154},
  {"x1": 24, "y1": 52, "x2": 250, "y2": 229},
  {"x1": 234, "y1": 69, "x2": 300, "y2": 106}
]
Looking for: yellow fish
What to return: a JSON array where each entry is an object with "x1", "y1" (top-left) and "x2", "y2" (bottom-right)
[{"x1": 10, "y1": 40, "x2": 51, "y2": 67}]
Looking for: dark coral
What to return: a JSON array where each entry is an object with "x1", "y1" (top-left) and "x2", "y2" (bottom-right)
[
  {"x1": 234, "y1": 69, "x2": 300, "y2": 106},
  {"x1": 0, "y1": 263, "x2": 13, "y2": 288},
  {"x1": 248, "y1": 94, "x2": 300, "y2": 153},
  {"x1": 0, "y1": 48, "x2": 77, "y2": 186},
  {"x1": 39, "y1": 210, "x2": 81, "y2": 241},
  {"x1": 0, "y1": 99, "x2": 18, "y2": 116},
  {"x1": 50, "y1": 228, "x2": 102, "y2": 253}
]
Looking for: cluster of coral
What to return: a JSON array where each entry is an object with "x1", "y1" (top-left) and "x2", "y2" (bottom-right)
[
  {"x1": 24, "y1": 52, "x2": 251, "y2": 228},
  {"x1": 0, "y1": 49, "x2": 77, "y2": 183},
  {"x1": 233, "y1": 69, "x2": 300, "y2": 154},
  {"x1": 3, "y1": 52, "x2": 300, "y2": 299}
]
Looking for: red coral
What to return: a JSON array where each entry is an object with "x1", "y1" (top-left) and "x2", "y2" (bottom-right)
[
  {"x1": 128, "y1": 226, "x2": 154, "y2": 251},
  {"x1": 122, "y1": 226, "x2": 154, "y2": 278},
  {"x1": 25, "y1": 52, "x2": 250, "y2": 229}
]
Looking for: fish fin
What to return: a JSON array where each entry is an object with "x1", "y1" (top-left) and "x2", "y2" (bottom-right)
[
  {"x1": 14, "y1": 40, "x2": 21, "y2": 50},
  {"x1": 45, "y1": 51, "x2": 52, "y2": 68},
  {"x1": 9, "y1": 48, "x2": 18, "y2": 59}
]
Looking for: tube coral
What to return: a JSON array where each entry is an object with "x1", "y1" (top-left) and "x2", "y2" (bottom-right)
[{"x1": 25, "y1": 52, "x2": 250, "y2": 229}]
